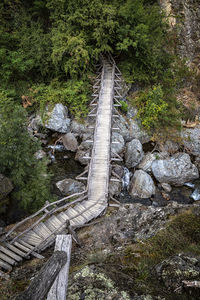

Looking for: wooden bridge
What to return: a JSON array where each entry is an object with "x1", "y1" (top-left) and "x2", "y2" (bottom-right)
[{"x1": 0, "y1": 55, "x2": 126, "y2": 275}]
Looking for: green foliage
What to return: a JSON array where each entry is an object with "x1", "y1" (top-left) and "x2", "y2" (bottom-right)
[
  {"x1": 120, "y1": 100, "x2": 128, "y2": 113},
  {"x1": 0, "y1": 91, "x2": 52, "y2": 211},
  {"x1": 30, "y1": 78, "x2": 90, "y2": 119},
  {"x1": 135, "y1": 86, "x2": 168, "y2": 130},
  {"x1": 132, "y1": 85, "x2": 181, "y2": 133}
]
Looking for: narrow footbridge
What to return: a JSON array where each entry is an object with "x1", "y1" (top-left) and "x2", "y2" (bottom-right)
[{"x1": 0, "y1": 55, "x2": 126, "y2": 274}]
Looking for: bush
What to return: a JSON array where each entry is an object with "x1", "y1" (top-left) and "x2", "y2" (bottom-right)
[{"x1": 0, "y1": 91, "x2": 52, "y2": 211}]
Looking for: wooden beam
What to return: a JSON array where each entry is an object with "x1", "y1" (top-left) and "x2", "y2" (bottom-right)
[
  {"x1": 47, "y1": 235, "x2": 72, "y2": 300},
  {"x1": 16, "y1": 251, "x2": 67, "y2": 300}
]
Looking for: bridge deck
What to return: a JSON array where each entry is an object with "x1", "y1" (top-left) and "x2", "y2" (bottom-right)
[{"x1": 0, "y1": 60, "x2": 119, "y2": 274}]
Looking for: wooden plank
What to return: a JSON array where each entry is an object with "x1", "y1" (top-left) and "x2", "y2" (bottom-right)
[
  {"x1": 47, "y1": 235, "x2": 72, "y2": 300},
  {"x1": 0, "y1": 259, "x2": 12, "y2": 271},
  {"x1": 0, "y1": 246, "x2": 22, "y2": 262},
  {"x1": 4, "y1": 243, "x2": 27, "y2": 257},
  {"x1": 16, "y1": 251, "x2": 67, "y2": 300},
  {"x1": 0, "y1": 252, "x2": 16, "y2": 265}
]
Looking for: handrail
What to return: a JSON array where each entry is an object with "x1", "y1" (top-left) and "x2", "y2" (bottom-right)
[{"x1": 5, "y1": 190, "x2": 87, "y2": 239}]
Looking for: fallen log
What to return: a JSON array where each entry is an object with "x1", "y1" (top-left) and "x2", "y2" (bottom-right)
[{"x1": 16, "y1": 251, "x2": 67, "y2": 300}]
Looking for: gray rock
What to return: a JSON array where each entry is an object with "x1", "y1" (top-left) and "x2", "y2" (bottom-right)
[
  {"x1": 152, "y1": 153, "x2": 199, "y2": 186},
  {"x1": 161, "y1": 183, "x2": 172, "y2": 193},
  {"x1": 138, "y1": 153, "x2": 157, "y2": 173},
  {"x1": 138, "y1": 152, "x2": 169, "y2": 173},
  {"x1": 28, "y1": 114, "x2": 42, "y2": 133},
  {"x1": 45, "y1": 104, "x2": 71, "y2": 133},
  {"x1": 109, "y1": 179, "x2": 122, "y2": 197},
  {"x1": 34, "y1": 150, "x2": 46, "y2": 160},
  {"x1": 129, "y1": 119, "x2": 150, "y2": 144},
  {"x1": 129, "y1": 170, "x2": 156, "y2": 198},
  {"x1": 56, "y1": 178, "x2": 85, "y2": 196},
  {"x1": 0, "y1": 174, "x2": 13, "y2": 200},
  {"x1": 75, "y1": 141, "x2": 92, "y2": 165},
  {"x1": 62, "y1": 132, "x2": 78, "y2": 152},
  {"x1": 125, "y1": 139, "x2": 144, "y2": 168},
  {"x1": 155, "y1": 254, "x2": 200, "y2": 291},
  {"x1": 182, "y1": 126, "x2": 200, "y2": 156},
  {"x1": 111, "y1": 132, "x2": 125, "y2": 155},
  {"x1": 115, "y1": 115, "x2": 150, "y2": 144},
  {"x1": 70, "y1": 120, "x2": 89, "y2": 138},
  {"x1": 190, "y1": 187, "x2": 200, "y2": 201},
  {"x1": 159, "y1": 140, "x2": 179, "y2": 154}
]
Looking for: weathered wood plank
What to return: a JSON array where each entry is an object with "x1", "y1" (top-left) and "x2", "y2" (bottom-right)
[
  {"x1": 16, "y1": 251, "x2": 67, "y2": 300},
  {"x1": 47, "y1": 235, "x2": 72, "y2": 300}
]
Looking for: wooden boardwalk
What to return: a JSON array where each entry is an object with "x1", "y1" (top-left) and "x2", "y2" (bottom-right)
[{"x1": 0, "y1": 56, "x2": 125, "y2": 274}]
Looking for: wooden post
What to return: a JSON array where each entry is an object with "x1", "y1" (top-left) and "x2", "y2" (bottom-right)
[
  {"x1": 47, "y1": 235, "x2": 72, "y2": 300},
  {"x1": 16, "y1": 251, "x2": 67, "y2": 300}
]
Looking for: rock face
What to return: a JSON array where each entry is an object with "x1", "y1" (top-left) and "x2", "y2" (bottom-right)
[
  {"x1": 152, "y1": 153, "x2": 199, "y2": 186},
  {"x1": 155, "y1": 254, "x2": 200, "y2": 292},
  {"x1": 109, "y1": 179, "x2": 122, "y2": 197},
  {"x1": 129, "y1": 170, "x2": 156, "y2": 198},
  {"x1": 79, "y1": 202, "x2": 190, "y2": 250},
  {"x1": 182, "y1": 127, "x2": 200, "y2": 157},
  {"x1": 62, "y1": 132, "x2": 78, "y2": 152},
  {"x1": 56, "y1": 178, "x2": 85, "y2": 195},
  {"x1": 0, "y1": 174, "x2": 13, "y2": 200},
  {"x1": 45, "y1": 104, "x2": 71, "y2": 133},
  {"x1": 125, "y1": 139, "x2": 144, "y2": 168},
  {"x1": 70, "y1": 120, "x2": 89, "y2": 138}
]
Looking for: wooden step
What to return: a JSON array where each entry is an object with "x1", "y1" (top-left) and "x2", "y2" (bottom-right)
[
  {"x1": 4, "y1": 243, "x2": 27, "y2": 257},
  {"x1": 32, "y1": 223, "x2": 51, "y2": 240},
  {"x1": 0, "y1": 252, "x2": 16, "y2": 265},
  {"x1": 14, "y1": 241, "x2": 32, "y2": 253},
  {"x1": 0, "y1": 246, "x2": 22, "y2": 262},
  {"x1": 56, "y1": 212, "x2": 69, "y2": 223},
  {"x1": 0, "y1": 259, "x2": 12, "y2": 271}
]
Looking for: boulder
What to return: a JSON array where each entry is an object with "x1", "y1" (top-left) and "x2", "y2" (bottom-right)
[
  {"x1": 62, "y1": 132, "x2": 78, "y2": 152},
  {"x1": 0, "y1": 174, "x2": 13, "y2": 200},
  {"x1": 109, "y1": 179, "x2": 122, "y2": 197},
  {"x1": 70, "y1": 120, "x2": 89, "y2": 138},
  {"x1": 115, "y1": 114, "x2": 150, "y2": 144},
  {"x1": 152, "y1": 153, "x2": 199, "y2": 186},
  {"x1": 125, "y1": 139, "x2": 144, "y2": 168},
  {"x1": 75, "y1": 141, "x2": 92, "y2": 165},
  {"x1": 182, "y1": 126, "x2": 200, "y2": 157},
  {"x1": 138, "y1": 152, "x2": 169, "y2": 173},
  {"x1": 111, "y1": 132, "x2": 125, "y2": 155},
  {"x1": 128, "y1": 170, "x2": 156, "y2": 198},
  {"x1": 45, "y1": 104, "x2": 71, "y2": 133},
  {"x1": 28, "y1": 114, "x2": 42, "y2": 133},
  {"x1": 56, "y1": 178, "x2": 85, "y2": 196}
]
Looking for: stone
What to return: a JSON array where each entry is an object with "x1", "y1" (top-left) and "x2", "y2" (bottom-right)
[
  {"x1": 28, "y1": 114, "x2": 42, "y2": 133},
  {"x1": 128, "y1": 170, "x2": 156, "y2": 198},
  {"x1": 182, "y1": 126, "x2": 200, "y2": 157},
  {"x1": 152, "y1": 153, "x2": 199, "y2": 186},
  {"x1": 159, "y1": 140, "x2": 179, "y2": 154},
  {"x1": 109, "y1": 179, "x2": 122, "y2": 197},
  {"x1": 155, "y1": 254, "x2": 200, "y2": 292},
  {"x1": 45, "y1": 104, "x2": 71, "y2": 133},
  {"x1": 125, "y1": 139, "x2": 144, "y2": 168},
  {"x1": 62, "y1": 132, "x2": 78, "y2": 152},
  {"x1": 75, "y1": 141, "x2": 92, "y2": 165},
  {"x1": 111, "y1": 132, "x2": 125, "y2": 155},
  {"x1": 0, "y1": 174, "x2": 13, "y2": 200},
  {"x1": 34, "y1": 150, "x2": 46, "y2": 160},
  {"x1": 161, "y1": 183, "x2": 172, "y2": 193},
  {"x1": 138, "y1": 152, "x2": 169, "y2": 173},
  {"x1": 56, "y1": 178, "x2": 85, "y2": 196},
  {"x1": 70, "y1": 120, "x2": 89, "y2": 138}
]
